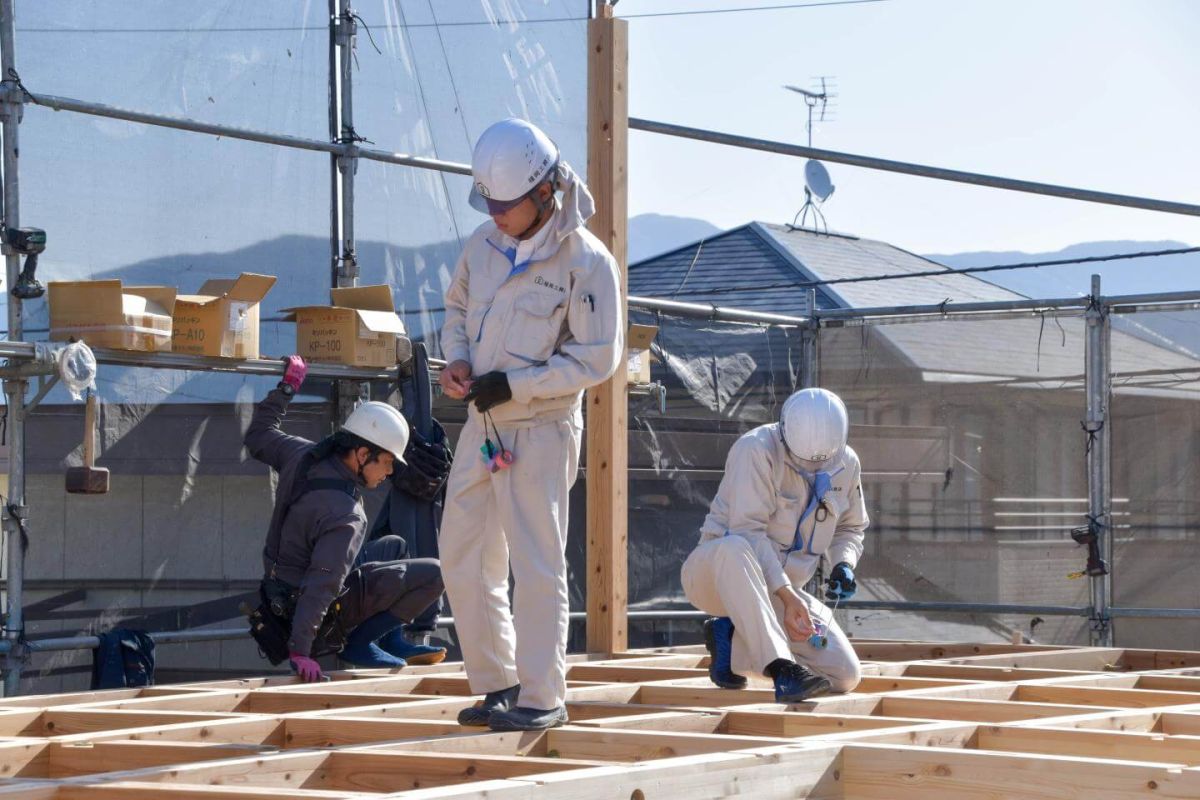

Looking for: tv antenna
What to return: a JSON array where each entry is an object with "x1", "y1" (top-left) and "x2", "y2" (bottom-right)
[
  {"x1": 783, "y1": 76, "x2": 836, "y2": 148},
  {"x1": 784, "y1": 77, "x2": 837, "y2": 233}
]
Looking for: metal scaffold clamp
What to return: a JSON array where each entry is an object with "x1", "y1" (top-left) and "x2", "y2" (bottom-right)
[
  {"x1": 0, "y1": 632, "x2": 29, "y2": 678},
  {"x1": 334, "y1": 8, "x2": 357, "y2": 47},
  {"x1": 0, "y1": 341, "x2": 96, "y2": 404},
  {"x1": 0, "y1": 68, "x2": 29, "y2": 122}
]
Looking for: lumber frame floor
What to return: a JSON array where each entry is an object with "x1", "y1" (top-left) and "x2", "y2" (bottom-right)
[{"x1": 6, "y1": 641, "x2": 1200, "y2": 798}]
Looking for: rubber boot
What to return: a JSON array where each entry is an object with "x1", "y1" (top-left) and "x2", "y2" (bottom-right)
[
  {"x1": 339, "y1": 612, "x2": 408, "y2": 669},
  {"x1": 379, "y1": 627, "x2": 447, "y2": 666},
  {"x1": 704, "y1": 617, "x2": 747, "y2": 689}
]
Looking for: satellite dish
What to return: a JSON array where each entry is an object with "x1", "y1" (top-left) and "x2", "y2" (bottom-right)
[{"x1": 805, "y1": 160, "x2": 835, "y2": 202}]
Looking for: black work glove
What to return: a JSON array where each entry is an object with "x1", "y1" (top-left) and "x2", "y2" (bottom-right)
[
  {"x1": 825, "y1": 562, "x2": 857, "y2": 602},
  {"x1": 464, "y1": 371, "x2": 512, "y2": 413}
]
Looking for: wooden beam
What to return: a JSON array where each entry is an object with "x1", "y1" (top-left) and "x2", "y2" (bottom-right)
[
  {"x1": 585, "y1": 1, "x2": 630, "y2": 656},
  {"x1": 12, "y1": 641, "x2": 1200, "y2": 796},
  {"x1": 977, "y1": 725, "x2": 1200, "y2": 766},
  {"x1": 841, "y1": 742, "x2": 1200, "y2": 798}
]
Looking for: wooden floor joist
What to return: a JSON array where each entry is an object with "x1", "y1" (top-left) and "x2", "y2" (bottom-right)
[{"x1": 9, "y1": 642, "x2": 1200, "y2": 797}]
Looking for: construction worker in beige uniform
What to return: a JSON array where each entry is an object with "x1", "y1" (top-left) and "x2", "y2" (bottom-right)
[
  {"x1": 438, "y1": 118, "x2": 623, "y2": 731},
  {"x1": 682, "y1": 388, "x2": 867, "y2": 702}
]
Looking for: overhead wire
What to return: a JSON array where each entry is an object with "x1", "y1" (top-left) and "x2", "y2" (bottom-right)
[
  {"x1": 661, "y1": 245, "x2": 1200, "y2": 297},
  {"x1": 15, "y1": 1, "x2": 890, "y2": 34}
]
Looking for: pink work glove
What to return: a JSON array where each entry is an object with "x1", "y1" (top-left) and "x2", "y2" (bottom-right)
[
  {"x1": 288, "y1": 652, "x2": 323, "y2": 683},
  {"x1": 282, "y1": 355, "x2": 308, "y2": 392}
]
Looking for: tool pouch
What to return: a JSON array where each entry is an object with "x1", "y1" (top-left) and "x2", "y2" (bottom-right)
[
  {"x1": 310, "y1": 587, "x2": 350, "y2": 658},
  {"x1": 245, "y1": 584, "x2": 293, "y2": 666}
]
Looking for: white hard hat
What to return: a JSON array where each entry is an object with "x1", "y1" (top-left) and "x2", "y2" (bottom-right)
[
  {"x1": 341, "y1": 402, "x2": 410, "y2": 463},
  {"x1": 468, "y1": 118, "x2": 559, "y2": 214},
  {"x1": 780, "y1": 388, "x2": 848, "y2": 463}
]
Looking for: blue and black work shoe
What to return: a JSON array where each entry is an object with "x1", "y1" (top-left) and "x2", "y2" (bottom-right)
[
  {"x1": 489, "y1": 705, "x2": 568, "y2": 731},
  {"x1": 457, "y1": 684, "x2": 520, "y2": 727},
  {"x1": 379, "y1": 628, "x2": 447, "y2": 666},
  {"x1": 773, "y1": 661, "x2": 832, "y2": 704},
  {"x1": 703, "y1": 616, "x2": 747, "y2": 689}
]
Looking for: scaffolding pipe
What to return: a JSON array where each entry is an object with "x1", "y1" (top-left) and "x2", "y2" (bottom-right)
[
  {"x1": 326, "y1": 0, "x2": 340, "y2": 291},
  {"x1": 331, "y1": 0, "x2": 364, "y2": 425},
  {"x1": 629, "y1": 118, "x2": 1200, "y2": 218},
  {"x1": 16, "y1": 91, "x2": 472, "y2": 176},
  {"x1": 628, "y1": 295, "x2": 808, "y2": 326},
  {"x1": 1085, "y1": 274, "x2": 1114, "y2": 646},
  {"x1": 1109, "y1": 301, "x2": 1200, "y2": 315},
  {"x1": 0, "y1": 342, "x2": 411, "y2": 381},
  {"x1": 0, "y1": 0, "x2": 27, "y2": 698},
  {"x1": 628, "y1": 291, "x2": 1200, "y2": 329},
  {"x1": 799, "y1": 288, "x2": 819, "y2": 388},
  {"x1": 817, "y1": 290, "x2": 1200, "y2": 324},
  {"x1": 0, "y1": 601, "x2": 1102, "y2": 657},
  {"x1": 334, "y1": 0, "x2": 356, "y2": 287},
  {"x1": 1109, "y1": 607, "x2": 1200, "y2": 619},
  {"x1": 642, "y1": 292, "x2": 1200, "y2": 327}
]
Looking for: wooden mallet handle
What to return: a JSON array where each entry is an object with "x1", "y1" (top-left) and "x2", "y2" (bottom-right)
[{"x1": 83, "y1": 392, "x2": 97, "y2": 468}]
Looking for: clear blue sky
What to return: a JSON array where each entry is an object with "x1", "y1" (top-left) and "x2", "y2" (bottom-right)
[{"x1": 618, "y1": 0, "x2": 1200, "y2": 253}]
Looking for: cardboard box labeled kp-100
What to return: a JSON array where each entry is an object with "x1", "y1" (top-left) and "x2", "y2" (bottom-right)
[
  {"x1": 49, "y1": 280, "x2": 177, "y2": 352},
  {"x1": 172, "y1": 273, "x2": 277, "y2": 358},
  {"x1": 283, "y1": 285, "x2": 407, "y2": 368}
]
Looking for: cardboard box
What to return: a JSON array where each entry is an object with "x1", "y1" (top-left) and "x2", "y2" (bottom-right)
[
  {"x1": 172, "y1": 273, "x2": 277, "y2": 359},
  {"x1": 283, "y1": 285, "x2": 407, "y2": 368},
  {"x1": 627, "y1": 323, "x2": 658, "y2": 385},
  {"x1": 49, "y1": 280, "x2": 176, "y2": 352}
]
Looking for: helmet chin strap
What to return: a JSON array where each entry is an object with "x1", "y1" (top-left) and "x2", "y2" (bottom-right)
[{"x1": 514, "y1": 177, "x2": 557, "y2": 240}]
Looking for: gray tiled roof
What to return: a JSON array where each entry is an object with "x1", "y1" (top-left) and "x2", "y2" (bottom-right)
[
  {"x1": 751, "y1": 222, "x2": 1020, "y2": 308},
  {"x1": 628, "y1": 225, "x2": 840, "y2": 315},
  {"x1": 630, "y1": 222, "x2": 1200, "y2": 393}
]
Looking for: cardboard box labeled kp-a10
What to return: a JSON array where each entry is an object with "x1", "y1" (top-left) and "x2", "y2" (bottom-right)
[
  {"x1": 626, "y1": 322, "x2": 658, "y2": 385},
  {"x1": 172, "y1": 273, "x2": 277, "y2": 358},
  {"x1": 283, "y1": 285, "x2": 407, "y2": 368},
  {"x1": 49, "y1": 280, "x2": 177, "y2": 352}
]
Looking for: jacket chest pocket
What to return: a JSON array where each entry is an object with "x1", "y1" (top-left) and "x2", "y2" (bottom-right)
[
  {"x1": 809, "y1": 491, "x2": 849, "y2": 555},
  {"x1": 504, "y1": 291, "x2": 566, "y2": 363},
  {"x1": 766, "y1": 494, "x2": 804, "y2": 550}
]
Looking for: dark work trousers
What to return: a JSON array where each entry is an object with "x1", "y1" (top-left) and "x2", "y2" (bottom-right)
[{"x1": 339, "y1": 535, "x2": 444, "y2": 632}]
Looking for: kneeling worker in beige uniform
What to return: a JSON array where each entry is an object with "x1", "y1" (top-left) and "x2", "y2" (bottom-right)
[{"x1": 682, "y1": 388, "x2": 867, "y2": 702}]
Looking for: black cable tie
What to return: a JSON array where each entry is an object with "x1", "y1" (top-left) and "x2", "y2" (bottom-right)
[
  {"x1": 5, "y1": 502, "x2": 29, "y2": 553},
  {"x1": 4, "y1": 68, "x2": 34, "y2": 103},
  {"x1": 335, "y1": 126, "x2": 374, "y2": 146},
  {"x1": 1080, "y1": 419, "x2": 1104, "y2": 454}
]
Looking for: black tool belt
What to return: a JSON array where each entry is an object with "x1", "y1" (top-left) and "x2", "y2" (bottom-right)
[{"x1": 243, "y1": 577, "x2": 349, "y2": 665}]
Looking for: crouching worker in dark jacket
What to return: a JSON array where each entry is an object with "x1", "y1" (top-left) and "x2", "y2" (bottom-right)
[{"x1": 243, "y1": 356, "x2": 445, "y2": 682}]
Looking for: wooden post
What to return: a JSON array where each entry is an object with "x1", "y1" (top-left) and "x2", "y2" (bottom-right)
[{"x1": 585, "y1": 3, "x2": 629, "y2": 655}]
